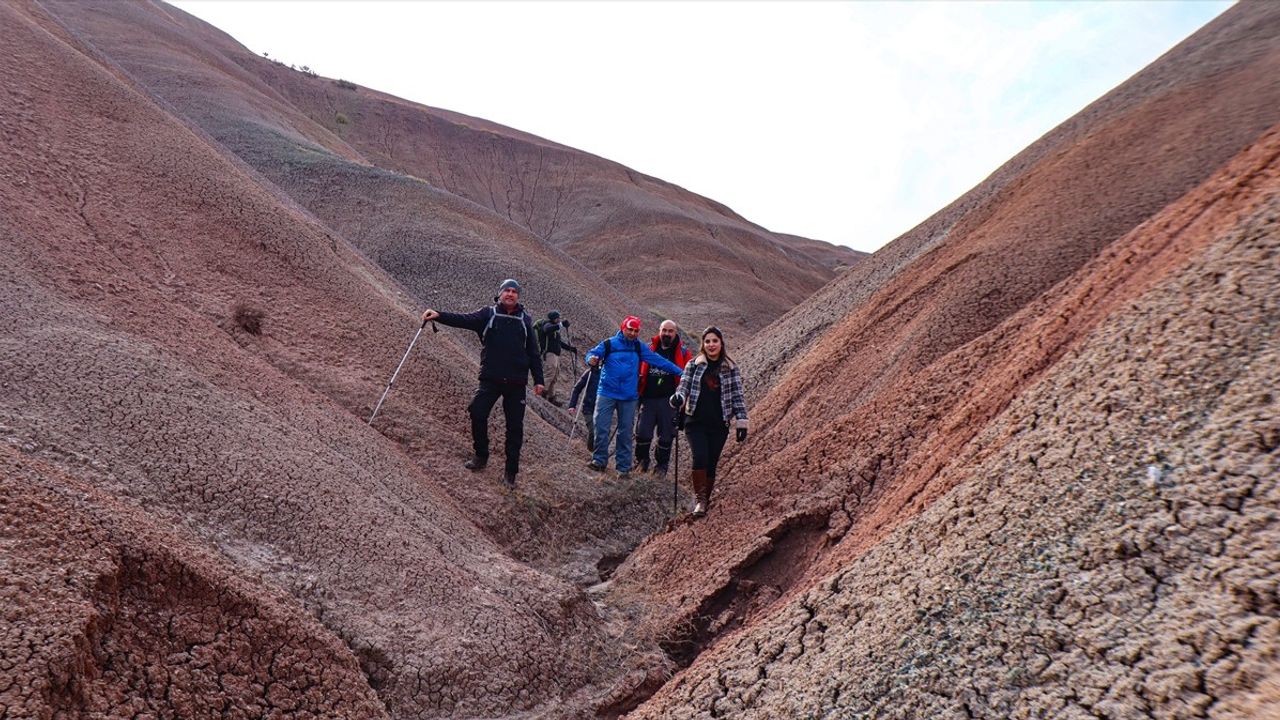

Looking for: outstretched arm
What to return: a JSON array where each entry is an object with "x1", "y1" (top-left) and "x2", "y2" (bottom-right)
[
  {"x1": 671, "y1": 361, "x2": 696, "y2": 408},
  {"x1": 639, "y1": 345, "x2": 683, "y2": 376},
  {"x1": 423, "y1": 306, "x2": 489, "y2": 334}
]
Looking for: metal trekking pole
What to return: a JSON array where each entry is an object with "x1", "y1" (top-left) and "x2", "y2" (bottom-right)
[
  {"x1": 368, "y1": 318, "x2": 437, "y2": 424},
  {"x1": 565, "y1": 324, "x2": 581, "y2": 372},
  {"x1": 673, "y1": 419, "x2": 680, "y2": 514}
]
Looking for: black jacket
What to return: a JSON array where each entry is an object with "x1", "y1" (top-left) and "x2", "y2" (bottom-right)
[
  {"x1": 569, "y1": 367, "x2": 600, "y2": 417},
  {"x1": 436, "y1": 303, "x2": 545, "y2": 385},
  {"x1": 538, "y1": 320, "x2": 577, "y2": 356}
]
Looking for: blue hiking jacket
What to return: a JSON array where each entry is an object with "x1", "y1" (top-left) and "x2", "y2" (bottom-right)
[{"x1": 585, "y1": 332, "x2": 684, "y2": 401}]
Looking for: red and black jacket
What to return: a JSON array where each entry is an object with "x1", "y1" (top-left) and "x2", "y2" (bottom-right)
[{"x1": 638, "y1": 335, "x2": 692, "y2": 398}]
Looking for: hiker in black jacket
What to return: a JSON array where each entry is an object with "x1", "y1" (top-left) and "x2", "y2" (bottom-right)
[
  {"x1": 568, "y1": 365, "x2": 601, "y2": 451},
  {"x1": 537, "y1": 310, "x2": 577, "y2": 407},
  {"x1": 422, "y1": 278, "x2": 545, "y2": 487}
]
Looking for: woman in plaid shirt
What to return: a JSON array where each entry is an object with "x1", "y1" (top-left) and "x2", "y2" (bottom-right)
[{"x1": 669, "y1": 326, "x2": 750, "y2": 517}]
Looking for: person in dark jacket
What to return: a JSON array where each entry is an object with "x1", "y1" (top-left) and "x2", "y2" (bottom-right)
[
  {"x1": 568, "y1": 365, "x2": 601, "y2": 451},
  {"x1": 537, "y1": 310, "x2": 577, "y2": 407},
  {"x1": 670, "y1": 326, "x2": 748, "y2": 517},
  {"x1": 635, "y1": 320, "x2": 692, "y2": 477},
  {"x1": 585, "y1": 315, "x2": 683, "y2": 478},
  {"x1": 421, "y1": 278, "x2": 545, "y2": 487}
]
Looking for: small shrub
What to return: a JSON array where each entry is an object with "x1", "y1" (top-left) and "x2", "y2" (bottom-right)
[
  {"x1": 299, "y1": 65, "x2": 318, "y2": 79},
  {"x1": 334, "y1": 78, "x2": 358, "y2": 91},
  {"x1": 233, "y1": 303, "x2": 265, "y2": 336},
  {"x1": 336, "y1": 112, "x2": 350, "y2": 126}
]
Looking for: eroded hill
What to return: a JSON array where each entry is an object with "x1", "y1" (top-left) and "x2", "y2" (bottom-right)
[
  {"x1": 5, "y1": 0, "x2": 1278, "y2": 719},
  {"x1": 40, "y1": 0, "x2": 860, "y2": 340},
  {"x1": 1, "y1": 1, "x2": 685, "y2": 715},
  {"x1": 617, "y1": 3, "x2": 1280, "y2": 716}
]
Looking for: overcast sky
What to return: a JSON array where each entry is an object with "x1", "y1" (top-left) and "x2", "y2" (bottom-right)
[{"x1": 171, "y1": 1, "x2": 1231, "y2": 253}]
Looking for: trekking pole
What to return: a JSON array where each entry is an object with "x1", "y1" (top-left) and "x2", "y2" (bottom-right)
[
  {"x1": 368, "y1": 318, "x2": 437, "y2": 424},
  {"x1": 673, "y1": 420, "x2": 680, "y2": 514},
  {"x1": 564, "y1": 326, "x2": 578, "y2": 371}
]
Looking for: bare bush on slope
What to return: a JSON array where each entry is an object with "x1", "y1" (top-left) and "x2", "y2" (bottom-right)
[{"x1": 631, "y1": 126, "x2": 1280, "y2": 718}]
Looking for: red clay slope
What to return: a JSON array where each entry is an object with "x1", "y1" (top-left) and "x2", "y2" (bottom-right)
[
  {"x1": 740, "y1": 1, "x2": 1280, "y2": 399},
  {"x1": 1, "y1": 2, "x2": 674, "y2": 716},
  {"x1": 617, "y1": 1, "x2": 1280, "y2": 714},
  {"x1": 634, "y1": 123, "x2": 1280, "y2": 717},
  {"x1": 1, "y1": 445, "x2": 388, "y2": 718},
  {"x1": 44, "y1": 0, "x2": 861, "y2": 340}
]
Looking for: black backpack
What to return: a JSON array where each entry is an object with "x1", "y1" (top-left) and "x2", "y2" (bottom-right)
[
  {"x1": 601, "y1": 336, "x2": 641, "y2": 360},
  {"x1": 535, "y1": 320, "x2": 552, "y2": 356}
]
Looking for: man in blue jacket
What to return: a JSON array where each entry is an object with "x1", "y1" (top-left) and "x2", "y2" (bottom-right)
[
  {"x1": 585, "y1": 315, "x2": 683, "y2": 478},
  {"x1": 422, "y1": 278, "x2": 545, "y2": 487}
]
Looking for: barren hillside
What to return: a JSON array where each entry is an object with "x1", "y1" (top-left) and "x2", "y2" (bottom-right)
[
  {"x1": 5, "y1": 1, "x2": 1278, "y2": 719},
  {"x1": 41, "y1": 0, "x2": 859, "y2": 340},
  {"x1": 2, "y1": 1, "x2": 677, "y2": 715},
  {"x1": 618, "y1": 3, "x2": 1280, "y2": 716}
]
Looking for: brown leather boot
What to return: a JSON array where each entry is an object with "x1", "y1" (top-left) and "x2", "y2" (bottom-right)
[{"x1": 690, "y1": 469, "x2": 709, "y2": 517}]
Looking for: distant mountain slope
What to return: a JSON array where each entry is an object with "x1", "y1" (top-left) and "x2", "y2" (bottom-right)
[
  {"x1": 45, "y1": 0, "x2": 860, "y2": 340},
  {"x1": 1, "y1": 1, "x2": 672, "y2": 715},
  {"x1": 616, "y1": 2, "x2": 1280, "y2": 715}
]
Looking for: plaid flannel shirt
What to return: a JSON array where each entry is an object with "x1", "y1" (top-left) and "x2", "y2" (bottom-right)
[{"x1": 676, "y1": 355, "x2": 749, "y2": 430}]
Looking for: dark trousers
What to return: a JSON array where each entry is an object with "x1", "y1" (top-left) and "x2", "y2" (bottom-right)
[
  {"x1": 468, "y1": 380, "x2": 526, "y2": 473},
  {"x1": 685, "y1": 421, "x2": 729, "y2": 482},
  {"x1": 636, "y1": 397, "x2": 677, "y2": 469}
]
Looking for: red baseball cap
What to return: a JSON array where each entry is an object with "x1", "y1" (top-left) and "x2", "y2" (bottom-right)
[{"x1": 621, "y1": 315, "x2": 642, "y2": 331}]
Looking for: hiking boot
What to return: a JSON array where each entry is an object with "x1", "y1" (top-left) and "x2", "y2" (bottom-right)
[
  {"x1": 690, "y1": 469, "x2": 710, "y2": 516},
  {"x1": 635, "y1": 441, "x2": 651, "y2": 473},
  {"x1": 618, "y1": 471, "x2": 632, "y2": 481},
  {"x1": 464, "y1": 455, "x2": 488, "y2": 471},
  {"x1": 653, "y1": 465, "x2": 668, "y2": 479},
  {"x1": 501, "y1": 471, "x2": 517, "y2": 488},
  {"x1": 587, "y1": 460, "x2": 606, "y2": 472}
]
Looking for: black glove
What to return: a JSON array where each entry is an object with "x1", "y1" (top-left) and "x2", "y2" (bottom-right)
[
  {"x1": 561, "y1": 319, "x2": 570, "y2": 328},
  {"x1": 676, "y1": 412, "x2": 686, "y2": 430},
  {"x1": 736, "y1": 427, "x2": 747, "y2": 443}
]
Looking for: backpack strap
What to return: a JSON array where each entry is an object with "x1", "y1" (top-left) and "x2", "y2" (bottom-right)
[
  {"x1": 481, "y1": 305, "x2": 528, "y2": 345},
  {"x1": 601, "y1": 337, "x2": 641, "y2": 359}
]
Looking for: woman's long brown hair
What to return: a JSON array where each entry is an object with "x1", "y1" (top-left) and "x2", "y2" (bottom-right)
[{"x1": 700, "y1": 326, "x2": 733, "y2": 365}]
